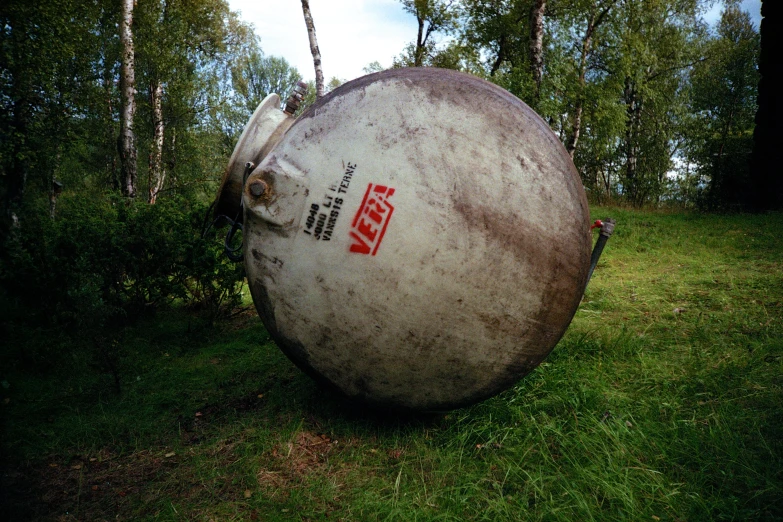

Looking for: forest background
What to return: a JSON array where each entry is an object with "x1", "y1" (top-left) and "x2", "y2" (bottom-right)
[{"x1": 0, "y1": 0, "x2": 775, "y2": 329}]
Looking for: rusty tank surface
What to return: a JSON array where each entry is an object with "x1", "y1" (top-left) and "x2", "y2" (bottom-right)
[{"x1": 216, "y1": 68, "x2": 592, "y2": 410}]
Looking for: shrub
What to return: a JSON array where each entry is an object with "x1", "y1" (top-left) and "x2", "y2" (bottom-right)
[{"x1": 0, "y1": 192, "x2": 244, "y2": 336}]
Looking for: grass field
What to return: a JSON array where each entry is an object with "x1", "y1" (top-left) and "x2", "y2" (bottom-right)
[{"x1": 2, "y1": 208, "x2": 782, "y2": 521}]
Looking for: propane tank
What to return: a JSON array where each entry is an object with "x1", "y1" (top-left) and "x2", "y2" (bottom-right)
[{"x1": 215, "y1": 68, "x2": 591, "y2": 411}]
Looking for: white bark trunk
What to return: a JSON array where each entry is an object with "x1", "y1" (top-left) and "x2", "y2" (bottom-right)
[
  {"x1": 148, "y1": 79, "x2": 165, "y2": 204},
  {"x1": 415, "y1": 13, "x2": 425, "y2": 66},
  {"x1": 567, "y1": 16, "x2": 593, "y2": 159},
  {"x1": 566, "y1": 0, "x2": 618, "y2": 158},
  {"x1": 301, "y1": 0, "x2": 325, "y2": 100},
  {"x1": 120, "y1": 0, "x2": 137, "y2": 197},
  {"x1": 529, "y1": 0, "x2": 546, "y2": 99}
]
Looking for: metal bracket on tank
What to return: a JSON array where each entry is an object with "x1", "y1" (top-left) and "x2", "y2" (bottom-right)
[
  {"x1": 212, "y1": 82, "x2": 309, "y2": 262},
  {"x1": 585, "y1": 218, "x2": 616, "y2": 286},
  {"x1": 222, "y1": 161, "x2": 256, "y2": 262}
]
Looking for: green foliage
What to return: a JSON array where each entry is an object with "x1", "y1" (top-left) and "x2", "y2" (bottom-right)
[
  {"x1": 0, "y1": 193, "x2": 244, "y2": 336},
  {"x1": 393, "y1": 0, "x2": 762, "y2": 209},
  {"x1": 0, "y1": 0, "x2": 117, "y2": 213},
  {"x1": 229, "y1": 51, "x2": 302, "y2": 129},
  {"x1": 295, "y1": 77, "x2": 345, "y2": 116},
  {"x1": 461, "y1": 0, "x2": 532, "y2": 76},
  {"x1": 0, "y1": 0, "x2": 285, "y2": 221},
  {"x1": 687, "y1": 6, "x2": 760, "y2": 210},
  {"x1": 394, "y1": 0, "x2": 460, "y2": 67}
]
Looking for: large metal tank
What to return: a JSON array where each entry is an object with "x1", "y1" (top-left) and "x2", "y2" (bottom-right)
[{"x1": 217, "y1": 68, "x2": 591, "y2": 410}]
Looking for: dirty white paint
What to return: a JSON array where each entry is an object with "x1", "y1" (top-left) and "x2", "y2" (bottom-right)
[
  {"x1": 215, "y1": 94, "x2": 295, "y2": 220},
  {"x1": 236, "y1": 69, "x2": 591, "y2": 410}
]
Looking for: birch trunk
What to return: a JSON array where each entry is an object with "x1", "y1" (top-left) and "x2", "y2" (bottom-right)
[
  {"x1": 103, "y1": 58, "x2": 119, "y2": 190},
  {"x1": 566, "y1": 0, "x2": 618, "y2": 158},
  {"x1": 415, "y1": 13, "x2": 426, "y2": 66},
  {"x1": 148, "y1": 79, "x2": 165, "y2": 204},
  {"x1": 624, "y1": 78, "x2": 642, "y2": 204},
  {"x1": 119, "y1": 0, "x2": 137, "y2": 198},
  {"x1": 529, "y1": 0, "x2": 546, "y2": 99},
  {"x1": 301, "y1": 0, "x2": 325, "y2": 99},
  {"x1": 566, "y1": 14, "x2": 594, "y2": 158}
]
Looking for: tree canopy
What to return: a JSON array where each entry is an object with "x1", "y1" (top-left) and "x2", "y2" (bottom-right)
[
  {"x1": 391, "y1": 0, "x2": 762, "y2": 209},
  {"x1": 0, "y1": 0, "x2": 765, "y2": 219},
  {"x1": 0, "y1": 0, "x2": 304, "y2": 332}
]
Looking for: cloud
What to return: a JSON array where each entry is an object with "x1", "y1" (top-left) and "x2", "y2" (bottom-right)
[{"x1": 704, "y1": 0, "x2": 762, "y2": 27}]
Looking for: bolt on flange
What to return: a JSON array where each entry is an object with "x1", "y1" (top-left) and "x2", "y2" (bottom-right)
[
  {"x1": 249, "y1": 179, "x2": 268, "y2": 197},
  {"x1": 284, "y1": 81, "x2": 309, "y2": 115}
]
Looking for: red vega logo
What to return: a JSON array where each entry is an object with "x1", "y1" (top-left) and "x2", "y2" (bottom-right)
[{"x1": 349, "y1": 183, "x2": 396, "y2": 255}]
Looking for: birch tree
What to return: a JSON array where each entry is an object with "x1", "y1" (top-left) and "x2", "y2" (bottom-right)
[
  {"x1": 300, "y1": 0, "x2": 324, "y2": 99},
  {"x1": 148, "y1": 79, "x2": 164, "y2": 203},
  {"x1": 529, "y1": 0, "x2": 546, "y2": 98},
  {"x1": 400, "y1": 0, "x2": 458, "y2": 67},
  {"x1": 564, "y1": 0, "x2": 621, "y2": 158},
  {"x1": 614, "y1": 0, "x2": 705, "y2": 205},
  {"x1": 119, "y1": 0, "x2": 137, "y2": 198}
]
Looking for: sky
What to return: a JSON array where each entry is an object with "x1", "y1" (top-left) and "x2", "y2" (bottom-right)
[
  {"x1": 226, "y1": 0, "x2": 416, "y2": 83},
  {"x1": 226, "y1": 0, "x2": 763, "y2": 84}
]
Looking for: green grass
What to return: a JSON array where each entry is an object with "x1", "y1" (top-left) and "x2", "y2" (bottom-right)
[{"x1": 2, "y1": 208, "x2": 782, "y2": 521}]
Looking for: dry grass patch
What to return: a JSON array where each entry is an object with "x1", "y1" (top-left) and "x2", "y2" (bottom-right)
[{"x1": 256, "y1": 430, "x2": 361, "y2": 497}]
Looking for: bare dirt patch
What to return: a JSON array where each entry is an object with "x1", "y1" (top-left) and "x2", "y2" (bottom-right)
[{"x1": 2, "y1": 447, "x2": 185, "y2": 521}]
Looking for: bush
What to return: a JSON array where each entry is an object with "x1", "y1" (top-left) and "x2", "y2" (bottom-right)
[{"x1": 0, "y1": 193, "x2": 244, "y2": 336}]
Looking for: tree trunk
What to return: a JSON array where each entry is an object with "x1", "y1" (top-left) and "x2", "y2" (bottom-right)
[
  {"x1": 623, "y1": 78, "x2": 642, "y2": 205},
  {"x1": 566, "y1": 13, "x2": 595, "y2": 158},
  {"x1": 168, "y1": 127, "x2": 177, "y2": 174},
  {"x1": 529, "y1": 0, "x2": 546, "y2": 99},
  {"x1": 490, "y1": 34, "x2": 507, "y2": 76},
  {"x1": 567, "y1": 104, "x2": 584, "y2": 160},
  {"x1": 5, "y1": 97, "x2": 29, "y2": 224},
  {"x1": 565, "y1": 0, "x2": 617, "y2": 158},
  {"x1": 415, "y1": 13, "x2": 426, "y2": 66},
  {"x1": 49, "y1": 177, "x2": 63, "y2": 220},
  {"x1": 750, "y1": 0, "x2": 783, "y2": 210},
  {"x1": 49, "y1": 189, "x2": 58, "y2": 220},
  {"x1": 301, "y1": 0, "x2": 325, "y2": 100},
  {"x1": 103, "y1": 56, "x2": 119, "y2": 191},
  {"x1": 148, "y1": 79, "x2": 165, "y2": 204},
  {"x1": 119, "y1": 0, "x2": 137, "y2": 198}
]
